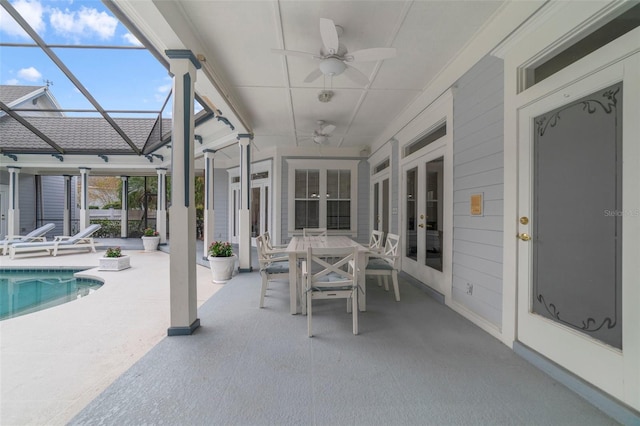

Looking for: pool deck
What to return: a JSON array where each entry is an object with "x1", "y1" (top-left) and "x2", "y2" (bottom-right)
[{"x1": 0, "y1": 244, "x2": 222, "y2": 425}]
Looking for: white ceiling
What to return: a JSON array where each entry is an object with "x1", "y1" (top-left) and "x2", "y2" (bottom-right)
[{"x1": 115, "y1": 0, "x2": 511, "y2": 157}]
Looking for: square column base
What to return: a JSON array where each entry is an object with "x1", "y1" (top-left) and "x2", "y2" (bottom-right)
[{"x1": 167, "y1": 318, "x2": 200, "y2": 336}]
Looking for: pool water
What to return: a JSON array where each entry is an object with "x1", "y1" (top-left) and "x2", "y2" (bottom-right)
[{"x1": 0, "y1": 269, "x2": 103, "y2": 321}]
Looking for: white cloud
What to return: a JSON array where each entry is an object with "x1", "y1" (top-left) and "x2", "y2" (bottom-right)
[
  {"x1": 5, "y1": 78, "x2": 20, "y2": 85},
  {"x1": 122, "y1": 32, "x2": 142, "y2": 46},
  {"x1": 0, "y1": 0, "x2": 45, "y2": 39},
  {"x1": 17, "y1": 66, "x2": 42, "y2": 82},
  {"x1": 155, "y1": 81, "x2": 172, "y2": 102},
  {"x1": 50, "y1": 6, "x2": 117, "y2": 40}
]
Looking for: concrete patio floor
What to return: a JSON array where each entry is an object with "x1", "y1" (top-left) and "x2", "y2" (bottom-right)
[
  {"x1": 0, "y1": 239, "x2": 626, "y2": 425},
  {"x1": 0, "y1": 244, "x2": 222, "y2": 425}
]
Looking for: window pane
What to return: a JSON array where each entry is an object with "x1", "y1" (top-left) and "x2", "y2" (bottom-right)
[
  {"x1": 295, "y1": 200, "x2": 319, "y2": 229},
  {"x1": 295, "y1": 170, "x2": 307, "y2": 198},
  {"x1": 327, "y1": 170, "x2": 339, "y2": 199},
  {"x1": 327, "y1": 200, "x2": 350, "y2": 230},
  {"x1": 339, "y1": 170, "x2": 350, "y2": 197},
  {"x1": 308, "y1": 170, "x2": 319, "y2": 198},
  {"x1": 406, "y1": 167, "x2": 417, "y2": 261}
]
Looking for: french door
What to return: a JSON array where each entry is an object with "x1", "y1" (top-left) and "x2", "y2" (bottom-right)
[
  {"x1": 517, "y1": 53, "x2": 640, "y2": 404},
  {"x1": 401, "y1": 146, "x2": 450, "y2": 295}
]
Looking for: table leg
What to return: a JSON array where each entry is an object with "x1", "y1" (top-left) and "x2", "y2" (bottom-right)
[{"x1": 289, "y1": 252, "x2": 298, "y2": 314}]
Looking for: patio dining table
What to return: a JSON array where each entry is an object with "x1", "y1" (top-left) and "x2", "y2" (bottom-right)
[{"x1": 285, "y1": 235, "x2": 369, "y2": 314}]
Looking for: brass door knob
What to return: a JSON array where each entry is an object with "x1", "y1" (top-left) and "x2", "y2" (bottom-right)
[
  {"x1": 418, "y1": 223, "x2": 425, "y2": 228},
  {"x1": 517, "y1": 233, "x2": 531, "y2": 241}
]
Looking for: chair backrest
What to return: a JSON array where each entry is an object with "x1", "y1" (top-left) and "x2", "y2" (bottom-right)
[
  {"x1": 383, "y1": 233, "x2": 400, "y2": 267},
  {"x1": 303, "y1": 228, "x2": 327, "y2": 238},
  {"x1": 369, "y1": 229, "x2": 384, "y2": 252},
  {"x1": 68, "y1": 224, "x2": 101, "y2": 243},
  {"x1": 306, "y1": 246, "x2": 358, "y2": 290},
  {"x1": 23, "y1": 223, "x2": 56, "y2": 240},
  {"x1": 256, "y1": 234, "x2": 268, "y2": 261}
]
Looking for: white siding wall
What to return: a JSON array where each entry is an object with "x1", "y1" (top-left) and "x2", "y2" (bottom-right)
[{"x1": 452, "y1": 55, "x2": 504, "y2": 327}]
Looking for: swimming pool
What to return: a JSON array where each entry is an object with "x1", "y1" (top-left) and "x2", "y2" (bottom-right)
[{"x1": 0, "y1": 268, "x2": 103, "y2": 321}]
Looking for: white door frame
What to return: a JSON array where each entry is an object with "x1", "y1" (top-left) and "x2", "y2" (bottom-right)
[
  {"x1": 397, "y1": 90, "x2": 453, "y2": 300},
  {"x1": 515, "y1": 52, "x2": 640, "y2": 407}
]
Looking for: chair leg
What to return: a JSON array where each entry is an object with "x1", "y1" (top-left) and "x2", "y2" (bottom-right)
[
  {"x1": 259, "y1": 274, "x2": 268, "y2": 308},
  {"x1": 352, "y1": 290, "x2": 358, "y2": 335},
  {"x1": 384, "y1": 276, "x2": 390, "y2": 291},
  {"x1": 307, "y1": 293, "x2": 313, "y2": 337},
  {"x1": 392, "y1": 271, "x2": 400, "y2": 302},
  {"x1": 377, "y1": 276, "x2": 383, "y2": 288}
]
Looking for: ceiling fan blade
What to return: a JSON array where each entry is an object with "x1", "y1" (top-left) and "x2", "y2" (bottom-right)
[
  {"x1": 319, "y1": 18, "x2": 339, "y2": 55},
  {"x1": 321, "y1": 124, "x2": 336, "y2": 135},
  {"x1": 347, "y1": 47, "x2": 397, "y2": 62},
  {"x1": 271, "y1": 49, "x2": 319, "y2": 60},
  {"x1": 343, "y1": 65, "x2": 370, "y2": 86},
  {"x1": 303, "y1": 68, "x2": 323, "y2": 83}
]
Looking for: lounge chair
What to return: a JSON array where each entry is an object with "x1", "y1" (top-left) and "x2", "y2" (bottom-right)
[
  {"x1": 0, "y1": 223, "x2": 56, "y2": 255},
  {"x1": 9, "y1": 224, "x2": 102, "y2": 259}
]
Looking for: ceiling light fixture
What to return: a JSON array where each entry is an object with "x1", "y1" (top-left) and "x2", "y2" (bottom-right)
[
  {"x1": 319, "y1": 57, "x2": 346, "y2": 76},
  {"x1": 318, "y1": 90, "x2": 333, "y2": 103},
  {"x1": 313, "y1": 135, "x2": 328, "y2": 144}
]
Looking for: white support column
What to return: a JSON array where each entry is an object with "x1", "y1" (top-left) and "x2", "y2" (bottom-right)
[
  {"x1": 156, "y1": 168, "x2": 167, "y2": 244},
  {"x1": 79, "y1": 167, "x2": 91, "y2": 230},
  {"x1": 203, "y1": 149, "x2": 215, "y2": 260},
  {"x1": 120, "y1": 176, "x2": 128, "y2": 238},
  {"x1": 63, "y1": 175, "x2": 71, "y2": 236},
  {"x1": 237, "y1": 134, "x2": 253, "y2": 272},
  {"x1": 166, "y1": 49, "x2": 201, "y2": 336},
  {"x1": 7, "y1": 167, "x2": 20, "y2": 237}
]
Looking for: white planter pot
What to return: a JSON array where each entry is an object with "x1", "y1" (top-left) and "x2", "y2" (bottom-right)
[
  {"x1": 99, "y1": 255, "x2": 131, "y2": 271},
  {"x1": 141, "y1": 236, "x2": 160, "y2": 252},
  {"x1": 208, "y1": 254, "x2": 237, "y2": 283}
]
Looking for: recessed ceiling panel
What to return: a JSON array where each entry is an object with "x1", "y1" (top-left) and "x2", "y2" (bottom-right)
[
  {"x1": 180, "y1": 1, "x2": 284, "y2": 88},
  {"x1": 234, "y1": 86, "x2": 293, "y2": 136}
]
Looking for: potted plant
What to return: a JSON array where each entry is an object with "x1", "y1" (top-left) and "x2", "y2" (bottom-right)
[
  {"x1": 141, "y1": 228, "x2": 160, "y2": 252},
  {"x1": 207, "y1": 241, "x2": 236, "y2": 283},
  {"x1": 98, "y1": 247, "x2": 131, "y2": 271}
]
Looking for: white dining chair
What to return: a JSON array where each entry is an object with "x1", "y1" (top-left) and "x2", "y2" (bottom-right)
[
  {"x1": 365, "y1": 233, "x2": 400, "y2": 301},
  {"x1": 256, "y1": 234, "x2": 290, "y2": 308},
  {"x1": 369, "y1": 229, "x2": 384, "y2": 254},
  {"x1": 302, "y1": 228, "x2": 327, "y2": 238},
  {"x1": 302, "y1": 245, "x2": 359, "y2": 337}
]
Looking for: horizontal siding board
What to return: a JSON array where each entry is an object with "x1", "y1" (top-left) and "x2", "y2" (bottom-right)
[
  {"x1": 453, "y1": 240, "x2": 502, "y2": 263},
  {"x1": 453, "y1": 251, "x2": 503, "y2": 279},
  {"x1": 453, "y1": 228, "x2": 503, "y2": 247},
  {"x1": 452, "y1": 287, "x2": 502, "y2": 326},
  {"x1": 454, "y1": 152, "x2": 503, "y2": 179},
  {"x1": 454, "y1": 168, "x2": 503, "y2": 191},
  {"x1": 454, "y1": 136, "x2": 503, "y2": 166},
  {"x1": 453, "y1": 276, "x2": 502, "y2": 310},
  {"x1": 453, "y1": 264, "x2": 503, "y2": 293},
  {"x1": 454, "y1": 215, "x2": 503, "y2": 231},
  {"x1": 454, "y1": 120, "x2": 503, "y2": 153},
  {"x1": 454, "y1": 105, "x2": 503, "y2": 142}
]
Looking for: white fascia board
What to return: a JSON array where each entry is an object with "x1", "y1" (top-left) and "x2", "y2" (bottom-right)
[
  {"x1": 6, "y1": 154, "x2": 166, "y2": 175},
  {"x1": 370, "y1": 0, "x2": 546, "y2": 155}
]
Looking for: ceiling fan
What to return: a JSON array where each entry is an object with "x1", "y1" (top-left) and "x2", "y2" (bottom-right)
[
  {"x1": 299, "y1": 120, "x2": 336, "y2": 145},
  {"x1": 272, "y1": 18, "x2": 396, "y2": 86}
]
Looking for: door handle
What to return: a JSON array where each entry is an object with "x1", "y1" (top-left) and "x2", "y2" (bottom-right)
[
  {"x1": 517, "y1": 233, "x2": 531, "y2": 241},
  {"x1": 418, "y1": 223, "x2": 425, "y2": 228}
]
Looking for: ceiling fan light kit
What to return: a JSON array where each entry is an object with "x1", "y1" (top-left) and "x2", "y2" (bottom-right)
[{"x1": 272, "y1": 17, "x2": 396, "y2": 86}]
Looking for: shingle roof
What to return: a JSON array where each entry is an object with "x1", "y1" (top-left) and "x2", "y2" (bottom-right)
[
  {"x1": 0, "y1": 85, "x2": 44, "y2": 104},
  {"x1": 0, "y1": 116, "x2": 164, "y2": 154}
]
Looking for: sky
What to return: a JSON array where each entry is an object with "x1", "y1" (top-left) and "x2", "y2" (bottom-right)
[{"x1": 0, "y1": 0, "x2": 173, "y2": 118}]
